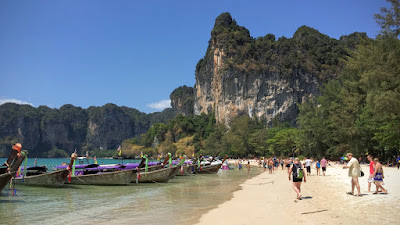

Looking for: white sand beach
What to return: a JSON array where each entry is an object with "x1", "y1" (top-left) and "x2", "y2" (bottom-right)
[{"x1": 196, "y1": 164, "x2": 400, "y2": 225}]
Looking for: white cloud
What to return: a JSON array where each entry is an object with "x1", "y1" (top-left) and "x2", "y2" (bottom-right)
[
  {"x1": 0, "y1": 98, "x2": 34, "y2": 106},
  {"x1": 147, "y1": 99, "x2": 171, "y2": 110}
]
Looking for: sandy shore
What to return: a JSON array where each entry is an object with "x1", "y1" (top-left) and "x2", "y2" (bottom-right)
[{"x1": 196, "y1": 164, "x2": 400, "y2": 225}]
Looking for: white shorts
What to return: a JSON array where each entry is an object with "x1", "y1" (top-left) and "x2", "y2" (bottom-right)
[{"x1": 368, "y1": 177, "x2": 374, "y2": 183}]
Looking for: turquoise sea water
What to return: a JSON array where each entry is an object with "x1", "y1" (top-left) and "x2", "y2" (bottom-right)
[{"x1": 0, "y1": 158, "x2": 262, "y2": 225}]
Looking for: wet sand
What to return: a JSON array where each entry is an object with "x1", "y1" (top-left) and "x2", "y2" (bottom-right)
[{"x1": 197, "y1": 164, "x2": 400, "y2": 225}]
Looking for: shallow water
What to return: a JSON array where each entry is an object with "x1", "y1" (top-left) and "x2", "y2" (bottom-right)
[{"x1": 0, "y1": 158, "x2": 262, "y2": 225}]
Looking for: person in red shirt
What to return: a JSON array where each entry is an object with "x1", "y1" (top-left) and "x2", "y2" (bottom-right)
[{"x1": 367, "y1": 154, "x2": 375, "y2": 193}]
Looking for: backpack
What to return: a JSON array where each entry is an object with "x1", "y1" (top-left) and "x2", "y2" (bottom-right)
[{"x1": 293, "y1": 164, "x2": 304, "y2": 179}]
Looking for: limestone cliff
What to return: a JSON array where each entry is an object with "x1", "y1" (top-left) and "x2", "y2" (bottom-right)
[
  {"x1": 194, "y1": 13, "x2": 367, "y2": 126},
  {"x1": 170, "y1": 85, "x2": 194, "y2": 116},
  {"x1": 0, "y1": 103, "x2": 175, "y2": 157}
]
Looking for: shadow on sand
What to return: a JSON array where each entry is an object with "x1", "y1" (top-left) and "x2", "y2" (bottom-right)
[{"x1": 301, "y1": 196, "x2": 313, "y2": 200}]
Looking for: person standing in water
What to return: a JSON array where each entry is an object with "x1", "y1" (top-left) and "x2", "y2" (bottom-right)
[
  {"x1": 246, "y1": 161, "x2": 250, "y2": 175},
  {"x1": 343, "y1": 153, "x2": 361, "y2": 197},
  {"x1": 371, "y1": 158, "x2": 388, "y2": 194},
  {"x1": 320, "y1": 157, "x2": 327, "y2": 176},
  {"x1": 289, "y1": 158, "x2": 306, "y2": 200}
]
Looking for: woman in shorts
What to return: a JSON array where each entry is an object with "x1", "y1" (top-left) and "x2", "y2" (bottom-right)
[{"x1": 289, "y1": 158, "x2": 306, "y2": 200}]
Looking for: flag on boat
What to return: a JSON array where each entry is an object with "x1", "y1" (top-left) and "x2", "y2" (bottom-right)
[
  {"x1": 140, "y1": 151, "x2": 143, "y2": 158},
  {"x1": 94, "y1": 156, "x2": 97, "y2": 164}
]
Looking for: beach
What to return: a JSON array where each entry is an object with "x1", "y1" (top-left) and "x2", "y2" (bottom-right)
[{"x1": 197, "y1": 163, "x2": 400, "y2": 225}]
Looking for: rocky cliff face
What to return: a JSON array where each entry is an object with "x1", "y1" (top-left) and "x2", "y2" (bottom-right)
[
  {"x1": 86, "y1": 104, "x2": 133, "y2": 150},
  {"x1": 194, "y1": 13, "x2": 366, "y2": 126},
  {"x1": 170, "y1": 85, "x2": 194, "y2": 116},
  {"x1": 0, "y1": 103, "x2": 175, "y2": 157}
]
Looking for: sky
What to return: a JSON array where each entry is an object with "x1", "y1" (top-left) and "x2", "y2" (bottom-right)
[{"x1": 0, "y1": 0, "x2": 388, "y2": 113}]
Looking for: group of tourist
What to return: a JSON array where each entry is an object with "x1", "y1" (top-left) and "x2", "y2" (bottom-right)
[
  {"x1": 234, "y1": 153, "x2": 393, "y2": 200},
  {"x1": 289, "y1": 153, "x2": 390, "y2": 200},
  {"x1": 343, "y1": 153, "x2": 388, "y2": 196}
]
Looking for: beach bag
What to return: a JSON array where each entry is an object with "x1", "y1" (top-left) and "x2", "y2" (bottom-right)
[
  {"x1": 360, "y1": 169, "x2": 364, "y2": 177},
  {"x1": 293, "y1": 164, "x2": 304, "y2": 179}
]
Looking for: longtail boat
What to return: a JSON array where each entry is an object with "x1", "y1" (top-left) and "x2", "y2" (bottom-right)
[
  {"x1": 56, "y1": 161, "x2": 135, "y2": 185},
  {"x1": 135, "y1": 166, "x2": 179, "y2": 183},
  {"x1": 195, "y1": 155, "x2": 227, "y2": 174},
  {"x1": 134, "y1": 156, "x2": 184, "y2": 183},
  {"x1": 0, "y1": 144, "x2": 27, "y2": 192},
  {"x1": 14, "y1": 168, "x2": 69, "y2": 187},
  {"x1": 67, "y1": 168, "x2": 135, "y2": 185}
]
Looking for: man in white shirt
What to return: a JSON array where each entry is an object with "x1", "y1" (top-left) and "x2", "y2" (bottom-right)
[
  {"x1": 343, "y1": 153, "x2": 361, "y2": 196},
  {"x1": 305, "y1": 157, "x2": 312, "y2": 176}
]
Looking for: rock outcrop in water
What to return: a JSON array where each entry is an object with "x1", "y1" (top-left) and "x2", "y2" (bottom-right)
[
  {"x1": 0, "y1": 103, "x2": 175, "y2": 157},
  {"x1": 194, "y1": 13, "x2": 367, "y2": 126}
]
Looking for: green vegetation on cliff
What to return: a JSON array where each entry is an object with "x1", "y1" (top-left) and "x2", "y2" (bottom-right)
[{"x1": 196, "y1": 12, "x2": 367, "y2": 80}]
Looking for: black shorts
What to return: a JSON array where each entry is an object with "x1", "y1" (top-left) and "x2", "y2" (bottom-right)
[
  {"x1": 306, "y1": 166, "x2": 311, "y2": 173},
  {"x1": 293, "y1": 177, "x2": 303, "y2": 182},
  {"x1": 322, "y1": 167, "x2": 326, "y2": 172},
  {"x1": 286, "y1": 164, "x2": 290, "y2": 168}
]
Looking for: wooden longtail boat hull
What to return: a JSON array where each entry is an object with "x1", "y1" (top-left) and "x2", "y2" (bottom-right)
[
  {"x1": 175, "y1": 165, "x2": 194, "y2": 176},
  {"x1": 136, "y1": 166, "x2": 179, "y2": 183},
  {"x1": 67, "y1": 169, "x2": 134, "y2": 185},
  {"x1": 14, "y1": 169, "x2": 69, "y2": 187},
  {"x1": 195, "y1": 163, "x2": 222, "y2": 174},
  {"x1": 0, "y1": 173, "x2": 12, "y2": 191}
]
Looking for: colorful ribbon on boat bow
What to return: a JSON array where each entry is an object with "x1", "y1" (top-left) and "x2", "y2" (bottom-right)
[
  {"x1": 23, "y1": 152, "x2": 27, "y2": 183},
  {"x1": 179, "y1": 155, "x2": 186, "y2": 175},
  {"x1": 71, "y1": 157, "x2": 76, "y2": 178},
  {"x1": 168, "y1": 153, "x2": 172, "y2": 168},
  {"x1": 143, "y1": 155, "x2": 148, "y2": 176}
]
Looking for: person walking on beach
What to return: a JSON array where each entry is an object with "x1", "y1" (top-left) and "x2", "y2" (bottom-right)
[
  {"x1": 371, "y1": 158, "x2": 388, "y2": 194},
  {"x1": 289, "y1": 158, "x2": 306, "y2": 200},
  {"x1": 305, "y1": 157, "x2": 312, "y2": 176},
  {"x1": 320, "y1": 157, "x2": 327, "y2": 176},
  {"x1": 268, "y1": 158, "x2": 274, "y2": 174},
  {"x1": 343, "y1": 153, "x2": 362, "y2": 197},
  {"x1": 246, "y1": 161, "x2": 250, "y2": 175},
  {"x1": 316, "y1": 159, "x2": 321, "y2": 176},
  {"x1": 262, "y1": 158, "x2": 267, "y2": 171},
  {"x1": 367, "y1": 154, "x2": 376, "y2": 193},
  {"x1": 397, "y1": 155, "x2": 400, "y2": 169},
  {"x1": 286, "y1": 158, "x2": 292, "y2": 173}
]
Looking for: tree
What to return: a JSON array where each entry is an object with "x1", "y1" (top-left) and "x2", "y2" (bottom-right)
[
  {"x1": 249, "y1": 128, "x2": 269, "y2": 156},
  {"x1": 374, "y1": 0, "x2": 400, "y2": 38}
]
